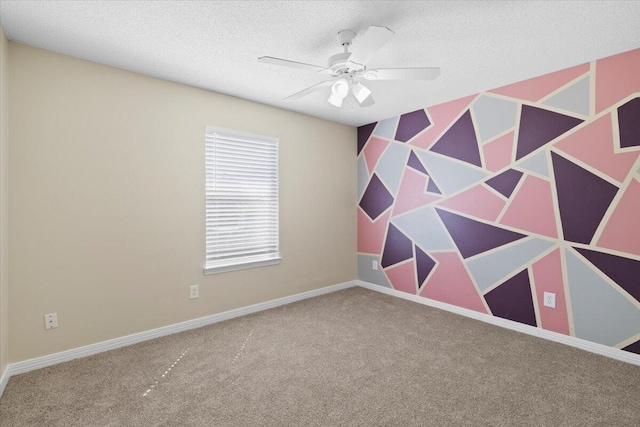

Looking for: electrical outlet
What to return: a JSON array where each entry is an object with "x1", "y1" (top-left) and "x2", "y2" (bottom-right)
[
  {"x1": 190, "y1": 285, "x2": 199, "y2": 299},
  {"x1": 44, "y1": 313, "x2": 58, "y2": 330},
  {"x1": 543, "y1": 292, "x2": 556, "y2": 308},
  {"x1": 372, "y1": 260, "x2": 378, "y2": 270}
]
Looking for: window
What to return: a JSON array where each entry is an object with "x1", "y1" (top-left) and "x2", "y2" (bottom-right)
[{"x1": 204, "y1": 126, "x2": 280, "y2": 274}]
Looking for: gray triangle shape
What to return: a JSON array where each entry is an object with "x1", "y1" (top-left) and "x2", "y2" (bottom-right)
[
  {"x1": 565, "y1": 249, "x2": 640, "y2": 346},
  {"x1": 466, "y1": 238, "x2": 554, "y2": 292},
  {"x1": 472, "y1": 95, "x2": 518, "y2": 142},
  {"x1": 375, "y1": 143, "x2": 411, "y2": 197},
  {"x1": 543, "y1": 77, "x2": 590, "y2": 116},
  {"x1": 358, "y1": 255, "x2": 392, "y2": 289},
  {"x1": 393, "y1": 206, "x2": 455, "y2": 252},
  {"x1": 373, "y1": 117, "x2": 399, "y2": 140},
  {"x1": 517, "y1": 150, "x2": 549, "y2": 177}
]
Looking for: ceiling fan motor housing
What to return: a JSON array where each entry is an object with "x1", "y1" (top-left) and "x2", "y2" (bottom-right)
[
  {"x1": 327, "y1": 52, "x2": 355, "y2": 74},
  {"x1": 328, "y1": 30, "x2": 365, "y2": 76}
]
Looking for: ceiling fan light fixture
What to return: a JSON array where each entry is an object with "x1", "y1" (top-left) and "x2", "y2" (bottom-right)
[
  {"x1": 352, "y1": 82, "x2": 372, "y2": 103},
  {"x1": 331, "y1": 78, "x2": 349, "y2": 98},
  {"x1": 328, "y1": 78, "x2": 349, "y2": 107},
  {"x1": 328, "y1": 93, "x2": 345, "y2": 107}
]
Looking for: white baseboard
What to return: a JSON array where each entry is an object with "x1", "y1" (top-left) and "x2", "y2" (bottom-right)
[
  {"x1": 357, "y1": 280, "x2": 640, "y2": 366},
  {"x1": 0, "y1": 366, "x2": 8, "y2": 398},
  {"x1": 0, "y1": 279, "x2": 358, "y2": 397},
  {"x1": 2, "y1": 277, "x2": 637, "y2": 401}
]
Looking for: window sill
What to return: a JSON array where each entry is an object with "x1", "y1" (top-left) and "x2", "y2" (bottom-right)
[{"x1": 203, "y1": 256, "x2": 282, "y2": 275}]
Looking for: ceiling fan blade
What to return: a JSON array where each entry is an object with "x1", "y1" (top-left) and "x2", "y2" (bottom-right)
[
  {"x1": 357, "y1": 93, "x2": 376, "y2": 108},
  {"x1": 284, "y1": 80, "x2": 334, "y2": 100},
  {"x1": 259, "y1": 56, "x2": 328, "y2": 73},
  {"x1": 364, "y1": 67, "x2": 441, "y2": 81},
  {"x1": 347, "y1": 26, "x2": 394, "y2": 67}
]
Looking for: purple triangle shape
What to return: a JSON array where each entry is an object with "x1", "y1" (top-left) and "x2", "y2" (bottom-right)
[
  {"x1": 622, "y1": 339, "x2": 640, "y2": 355},
  {"x1": 359, "y1": 174, "x2": 394, "y2": 221},
  {"x1": 484, "y1": 269, "x2": 537, "y2": 327},
  {"x1": 485, "y1": 169, "x2": 523, "y2": 198},
  {"x1": 551, "y1": 152, "x2": 618, "y2": 244},
  {"x1": 430, "y1": 110, "x2": 482, "y2": 167},
  {"x1": 575, "y1": 247, "x2": 640, "y2": 302},
  {"x1": 415, "y1": 245, "x2": 436, "y2": 288},
  {"x1": 395, "y1": 109, "x2": 431, "y2": 142},
  {"x1": 516, "y1": 105, "x2": 583, "y2": 160},
  {"x1": 357, "y1": 122, "x2": 377, "y2": 155},
  {"x1": 407, "y1": 151, "x2": 429, "y2": 175},
  {"x1": 435, "y1": 208, "x2": 527, "y2": 259},
  {"x1": 617, "y1": 97, "x2": 640, "y2": 148},
  {"x1": 426, "y1": 178, "x2": 441, "y2": 195},
  {"x1": 381, "y1": 223, "x2": 414, "y2": 268}
]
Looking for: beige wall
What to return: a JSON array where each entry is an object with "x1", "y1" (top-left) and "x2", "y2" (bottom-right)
[
  {"x1": 8, "y1": 43, "x2": 356, "y2": 363},
  {"x1": 0, "y1": 26, "x2": 9, "y2": 376}
]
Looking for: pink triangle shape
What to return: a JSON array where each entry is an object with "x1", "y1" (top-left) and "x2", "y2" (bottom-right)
[
  {"x1": 553, "y1": 114, "x2": 639, "y2": 183},
  {"x1": 392, "y1": 168, "x2": 440, "y2": 216},
  {"x1": 489, "y1": 63, "x2": 589, "y2": 102},
  {"x1": 410, "y1": 95, "x2": 476, "y2": 150},
  {"x1": 532, "y1": 249, "x2": 570, "y2": 336},
  {"x1": 482, "y1": 131, "x2": 515, "y2": 173},
  {"x1": 363, "y1": 137, "x2": 390, "y2": 174},
  {"x1": 357, "y1": 208, "x2": 391, "y2": 254},
  {"x1": 597, "y1": 179, "x2": 640, "y2": 256},
  {"x1": 420, "y1": 252, "x2": 487, "y2": 313},
  {"x1": 436, "y1": 184, "x2": 506, "y2": 222},
  {"x1": 385, "y1": 259, "x2": 417, "y2": 295},
  {"x1": 596, "y1": 48, "x2": 640, "y2": 113},
  {"x1": 500, "y1": 175, "x2": 558, "y2": 238}
]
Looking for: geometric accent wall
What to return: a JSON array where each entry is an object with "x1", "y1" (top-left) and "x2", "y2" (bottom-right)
[{"x1": 357, "y1": 47, "x2": 640, "y2": 355}]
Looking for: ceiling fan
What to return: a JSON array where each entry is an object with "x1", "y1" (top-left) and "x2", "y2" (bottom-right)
[{"x1": 258, "y1": 26, "x2": 441, "y2": 108}]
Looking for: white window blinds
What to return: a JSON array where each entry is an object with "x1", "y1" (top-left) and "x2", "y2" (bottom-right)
[{"x1": 205, "y1": 126, "x2": 280, "y2": 274}]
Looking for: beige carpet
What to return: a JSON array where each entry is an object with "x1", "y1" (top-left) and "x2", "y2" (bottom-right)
[{"x1": 1, "y1": 287, "x2": 639, "y2": 426}]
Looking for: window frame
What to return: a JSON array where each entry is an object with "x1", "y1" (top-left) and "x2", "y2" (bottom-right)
[{"x1": 203, "y1": 126, "x2": 281, "y2": 275}]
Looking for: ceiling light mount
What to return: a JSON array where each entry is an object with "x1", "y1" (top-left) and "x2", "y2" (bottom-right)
[{"x1": 337, "y1": 30, "x2": 356, "y2": 49}]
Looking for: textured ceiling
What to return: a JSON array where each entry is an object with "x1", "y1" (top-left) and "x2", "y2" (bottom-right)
[{"x1": 1, "y1": 1, "x2": 639, "y2": 127}]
